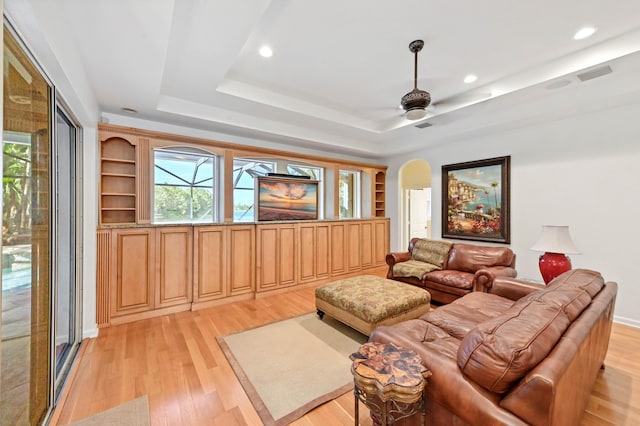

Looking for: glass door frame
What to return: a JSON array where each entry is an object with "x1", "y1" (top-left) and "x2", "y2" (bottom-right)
[{"x1": 50, "y1": 101, "x2": 83, "y2": 406}]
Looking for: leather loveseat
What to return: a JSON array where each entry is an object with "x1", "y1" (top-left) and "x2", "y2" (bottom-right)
[
  {"x1": 369, "y1": 269, "x2": 617, "y2": 426},
  {"x1": 386, "y1": 237, "x2": 517, "y2": 304}
]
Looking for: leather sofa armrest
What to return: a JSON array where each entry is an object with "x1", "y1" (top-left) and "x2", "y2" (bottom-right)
[
  {"x1": 474, "y1": 275, "x2": 545, "y2": 300},
  {"x1": 386, "y1": 251, "x2": 411, "y2": 279},
  {"x1": 386, "y1": 251, "x2": 411, "y2": 266},
  {"x1": 472, "y1": 266, "x2": 517, "y2": 290}
]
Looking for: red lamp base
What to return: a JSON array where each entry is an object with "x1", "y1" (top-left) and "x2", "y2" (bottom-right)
[{"x1": 538, "y1": 252, "x2": 572, "y2": 284}]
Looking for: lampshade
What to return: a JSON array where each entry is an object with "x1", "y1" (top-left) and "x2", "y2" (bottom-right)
[{"x1": 530, "y1": 225, "x2": 580, "y2": 254}]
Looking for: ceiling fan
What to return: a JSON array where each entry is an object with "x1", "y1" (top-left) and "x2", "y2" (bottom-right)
[{"x1": 400, "y1": 40, "x2": 431, "y2": 120}]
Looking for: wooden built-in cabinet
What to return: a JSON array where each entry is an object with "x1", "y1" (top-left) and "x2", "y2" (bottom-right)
[
  {"x1": 96, "y1": 219, "x2": 388, "y2": 326},
  {"x1": 98, "y1": 226, "x2": 195, "y2": 326}
]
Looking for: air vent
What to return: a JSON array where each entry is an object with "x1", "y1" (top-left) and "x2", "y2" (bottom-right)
[
  {"x1": 577, "y1": 65, "x2": 612, "y2": 82},
  {"x1": 415, "y1": 122, "x2": 432, "y2": 129}
]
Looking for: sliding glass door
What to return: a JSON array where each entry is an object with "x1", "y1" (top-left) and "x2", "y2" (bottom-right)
[{"x1": 1, "y1": 22, "x2": 83, "y2": 425}]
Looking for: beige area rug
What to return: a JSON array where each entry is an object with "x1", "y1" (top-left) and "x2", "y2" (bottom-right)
[
  {"x1": 217, "y1": 312, "x2": 367, "y2": 426},
  {"x1": 68, "y1": 395, "x2": 150, "y2": 426}
]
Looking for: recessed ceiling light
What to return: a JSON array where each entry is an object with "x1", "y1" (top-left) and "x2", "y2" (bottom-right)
[
  {"x1": 259, "y1": 45, "x2": 273, "y2": 58},
  {"x1": 463, "y1": 74, "x2": 477, "y2": 84},
  {"x1": 573, "y1": 26, "x2": 597, "y2": 40}
]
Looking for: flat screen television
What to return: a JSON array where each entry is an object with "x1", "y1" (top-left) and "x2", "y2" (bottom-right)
[{"x1": 256, "y1": 176, "x2": 319, "y2": 221}]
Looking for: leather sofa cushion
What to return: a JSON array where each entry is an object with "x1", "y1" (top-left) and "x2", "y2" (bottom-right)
[
  {"x1": 411, "y1": 238, "x2": 452, "y2": 267},
  {"x1": 423, "y1": 269, "x2": 474, "y2": 290},
  {"x1": 446, "y1": 243, "x2": 515, "y2": 273},
  {"x1": 522, "y1": 269, "x2": 604, "y2": 320},
  {"x1": 390, "y1": 319, "x2": 462, "y2": 360},
  {"x1": 421, "y1": 292, "x2": 515, "y2": 339},
  {"x1": 457, "y1": 298, "x2": 571, "y2": 394}
]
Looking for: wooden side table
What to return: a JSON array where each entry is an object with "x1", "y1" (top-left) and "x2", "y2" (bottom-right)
[{"x1": 350, "y1": 342, "x2": 431, "y2": 426}]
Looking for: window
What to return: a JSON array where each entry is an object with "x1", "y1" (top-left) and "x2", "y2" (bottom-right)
[
  {"x1": 233, "y1": 158, "x2": 275, "y2": 222},
  {"x1": 154, "y1": 147, "x2": 217, "y2": 223},
  {"x1": 287, "y1": 163, "x2": 322, "y2": 180},
  {"x1": 338, "y1": 169, "x2": 361, "y2": 218},
  {"x1": 288, "y1": 163, "x2": 324, "y2": 219}
]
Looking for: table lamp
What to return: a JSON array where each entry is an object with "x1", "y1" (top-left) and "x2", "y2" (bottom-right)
[{"x1": 530, "y1": 225, "x2": 580, "y2": 284}]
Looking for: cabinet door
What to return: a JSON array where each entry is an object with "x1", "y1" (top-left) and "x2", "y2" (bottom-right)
[
  {"x1": 256, "y1": 225, "x2": 278, "y2": 290},
  {"x1": 110, "y1": 228, "x2": 155, "y2": 317},
  {"x1": 298, "y1": 223, "x2": 316, "y2": 283},
  {"x1": 360, "y1": 221, "x2": 373, "y2": 268},
  {"x1": 316, "y1": 223, "x2": 330, "y2": 279},
  {"x1": 278, "y1": 225, "x2": 297, "y2": 287},
  {"x1": 256, "y1": 224, "x2": 296, "y2": 291},
  {"x1": 193, "y1": 226, "x2": 227, "y2": 301},
  {"x1": 155, "y1": 227, "x2": 193, "y2": 308},
  {"x1": 374, "y1": 219, "x2": 390, "y2": 266},
  {"x1": 228, "y1": 225, "x2": 255, "y2": 295},
  {"x1": 347, "y1": 222, "x2": 362, "y2": 272},
  {"x1": 330, "y1": 222, "x2": 347, "y2": 276}
]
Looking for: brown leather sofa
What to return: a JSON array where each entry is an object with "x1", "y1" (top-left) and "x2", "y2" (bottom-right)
[
  {"x1": 369, "y1": 269, "x2": 617, "y2": 426},
  {"x1": 386, "y1": 237, "x2": 517, "y2": 304}
]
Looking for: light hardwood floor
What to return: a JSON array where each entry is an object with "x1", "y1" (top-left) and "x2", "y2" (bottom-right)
[{"x1": 53, "y1": 286, "x2": 639, "y2": 426}]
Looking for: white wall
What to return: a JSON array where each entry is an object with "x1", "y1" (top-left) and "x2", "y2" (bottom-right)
[{"x1": 385, "y1": 102, "x2": 640, "y2": 327}]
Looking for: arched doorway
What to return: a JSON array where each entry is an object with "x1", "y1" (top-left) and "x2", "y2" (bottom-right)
[{"x1": 399, "y1": 160, "x2": 432, "y2": 249}]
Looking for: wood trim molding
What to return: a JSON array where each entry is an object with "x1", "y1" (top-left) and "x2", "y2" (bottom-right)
[
  {"x1": 98, "y1": 123, "x2": 387, "y2": 171},
  {"x1": 96, "y1": 230, "x2": 111, "y2": 327}
]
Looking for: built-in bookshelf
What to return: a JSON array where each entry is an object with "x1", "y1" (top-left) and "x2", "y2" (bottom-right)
[
  {"x1": 374, "y1": 170, "x2": 386, "y2": 217},
  {"x1": 100, "y1": 137, "x2": 136, "y2": 224}
]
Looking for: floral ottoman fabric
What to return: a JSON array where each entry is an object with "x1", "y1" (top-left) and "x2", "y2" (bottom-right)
[{"x1": 315, "y1": 275, "x2": 431, "y2": 324}]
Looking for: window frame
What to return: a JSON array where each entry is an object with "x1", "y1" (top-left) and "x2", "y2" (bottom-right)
[
  {"x1": 338, "y1": 169, "x2": 361, "y2": 219},
  {"x1": 152, "y1": 146, "x2": 219, "y2": 224}
]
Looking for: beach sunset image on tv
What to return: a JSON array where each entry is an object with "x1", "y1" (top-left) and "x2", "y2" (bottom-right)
[{"x1": 257, "y1": 177, "x2": 318, "y2": 221}]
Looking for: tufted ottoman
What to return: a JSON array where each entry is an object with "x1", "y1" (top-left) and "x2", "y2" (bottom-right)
[{"x1": 315, "y1": 275, "x2": 431, "y2": 336}]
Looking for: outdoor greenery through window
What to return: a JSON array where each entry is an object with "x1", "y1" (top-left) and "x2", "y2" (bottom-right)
[
  {"x1": 233, "y1": 158, "x2": 275, "y2": 222},
  {"x1": 3, "y1": 132, "x2": 32, "y2": 244},
  {"x1": 154, "y1": 147, "x2": 217, "y2": 223},
  {"x1": 339, "y1": 169, "x2": 360, "y2": 218}
]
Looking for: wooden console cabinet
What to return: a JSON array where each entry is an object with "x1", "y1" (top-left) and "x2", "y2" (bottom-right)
[{"x1": 96, "y1": 219, "x2": 388, "y2": 326}]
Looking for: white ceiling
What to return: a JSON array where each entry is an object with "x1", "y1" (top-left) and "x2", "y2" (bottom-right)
[{"x1": 16, "y1": 0, "x2": 640, "y2": 158}]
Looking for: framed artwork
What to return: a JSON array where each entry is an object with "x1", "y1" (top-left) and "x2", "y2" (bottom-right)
[
  {"x1": 442, "y1": 156, "x2": 510, "y2": 243},
  {"x1": 257, "y1": 176, "x2": 319, "y2": 221}
]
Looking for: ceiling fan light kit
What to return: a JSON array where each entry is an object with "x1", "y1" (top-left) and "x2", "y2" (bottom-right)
[{"x1": 401, "y1": 39, "x2": 431, "y2": 120}]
